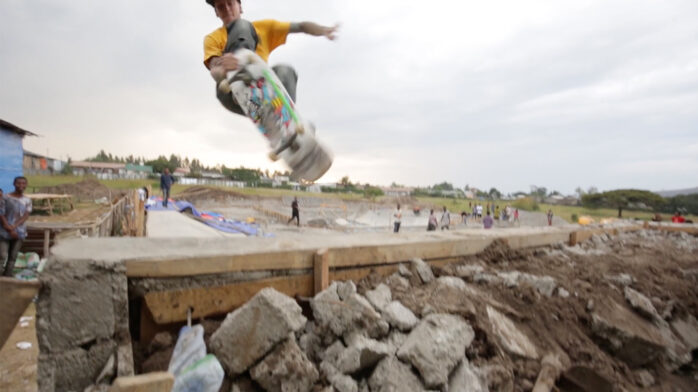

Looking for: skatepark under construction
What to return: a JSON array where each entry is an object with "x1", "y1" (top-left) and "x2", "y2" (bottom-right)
[{"x1": 1, "y1": 188, "x2": 697, "y2": 392}]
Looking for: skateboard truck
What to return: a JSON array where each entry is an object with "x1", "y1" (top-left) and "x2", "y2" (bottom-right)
[{"x1": 268, "y1": 132, "x2": 299, "y2": 161}]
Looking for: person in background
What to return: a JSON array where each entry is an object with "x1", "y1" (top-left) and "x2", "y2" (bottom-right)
[
  {"x1": 440, "y1": 206, "x2": 451, "y2": 230},
  {"x1": 160, "y1": 168, "x2": 175, "y2": 207},
  {"x1": 0, "y1": 177, "x2": 32, "y2": 277},
  {"x1": 392, "y1": 203, "x2": 402, "y2": 233},
  {"x1": 427, "y1": 209, "x2": 437, "y2": 231},
  {"x1": 547, "y1": 209, "x2": 554, "y2": 226},
  {"x1": 514, "y1": 208, "x2": 520, "y2": 223},
  {"x1": 288, "y1": 197, "x2": 300, "y2": 226},
  {"x1": 483, "y1": 210, "x2": 494, "y2": 229},
  {"x1": 671, "y1": 212, "x2": 685, "y2": 224}
]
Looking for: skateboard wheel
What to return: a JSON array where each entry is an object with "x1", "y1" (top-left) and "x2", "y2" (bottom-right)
[
  {"x1": 268, "y1": 151, "x2": 280, "y2": 161},
  {"x1": 296, "y1": 126, "x2": 305, "y2": 135},
  {"x1": 218, "y1": 79, "x2": 231, "y2": 94}
]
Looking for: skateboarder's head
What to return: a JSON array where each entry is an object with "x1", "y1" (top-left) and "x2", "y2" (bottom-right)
[{"x1": 207, "y1": 0, "x2": 242, "y2": 25}]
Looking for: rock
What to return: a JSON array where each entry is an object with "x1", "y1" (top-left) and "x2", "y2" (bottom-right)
[
  {"x1": 385, "y1": 274, "x2": 410, "y2": 292},
  {"x1": 329, "y1": 373, "x2": 358, "y2": 392},
  {"x1": 249, "y1": 338, "x2": 318, "y2": 392},
  {"x1": 425, "y1": 277, "x2": 477, "y2": 317},
  {"x1": 230, "y1": 375, "x2": 259, "y2": 392},
  {"x1": 453, "y1": 264, "x2": 485, "y2": 279},
  {"x1": 398, "y1": 264, "x2": 413, "y2": 278},
  {"x1": 671, "y1": 315, "x2": 698, "y2": 351},
  {"x1": 384, "y1": 331, "x2": 408, "y2": 355},
  {"x1": 365, "y1": 284, "x2": 392, "y2": 312},
  {"x1": 590, "y1": 298, "x2": 665, "y2": 368},
  {"x1": 368, "y1": 356, "x2": 425, "y2": 392},
  {"x1": 473, "y1": 273, "x2": 502, "y2": 285},
  {"x1": 558, "y1": 288, "x2": 570, "y2": 298},
  {"x1": 634, "y1": 369, "x2": 654, "y2": 387},
  {"x1": 336, "y1": 334, "x2": 390, "y2": 374},
  {"x1": 147, "y1": 332, "x2": 173, "y2": 354},
  {"x1": 299, "y1": 330, "x2": 322, "y2": 363},
  {"x1": 486, "y1": 306, "x2": 538, "y2": 359},
  {"x1": 210, "y1": 288, "x2": 306, "y2": 375},
  {"x1": 605, "y1": 273, "x2": 634, "y2": 287},
  {"x1": 559, "y1": 365, "x2": 613, "y2": 392},
  {"x1": 480, "y1": 364, "x2": 514, "y2": 392},
  {"x1": 397, "y1": 313, "x2": 474, "y2": 388},
  {"x1": 410, "y1": 258, "x2": 434, "y2": 284},
  {"x1": 448, "y1": 358, "x2": 487, "y2": 392},
  {"x1": 312, "y1": 284, "x2": 387, "y2": 339},
  {"x1": 382, "y1": 301, "x2": 419, "y2": 331},
  {"x1": 337, "y1": 281, "x2": 357, "y2": 301},
  {"x1": 624, "y1": 287, "x2": 660, "y2": 321}
]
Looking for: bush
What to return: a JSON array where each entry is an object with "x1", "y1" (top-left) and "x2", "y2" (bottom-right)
[
  {"x1": 512, "y1": 197, "x2": 539, "y2": 211},
  {"x1": 571, "y1": 213, "x2": 578, "y2": 223}
]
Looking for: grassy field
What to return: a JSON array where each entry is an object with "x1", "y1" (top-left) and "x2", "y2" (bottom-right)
[{"x1": 24, "y1": 175, "x2": 695, "y2": 223}]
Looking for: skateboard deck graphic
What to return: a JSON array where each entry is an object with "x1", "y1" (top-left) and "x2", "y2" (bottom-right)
[{"x1": 218, "y1": 49, "x2": 333, "y2": 182}]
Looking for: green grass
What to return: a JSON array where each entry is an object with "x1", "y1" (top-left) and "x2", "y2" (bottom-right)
[{"x1": 24, "y1": 175, "x2": 697, "y2": 222}]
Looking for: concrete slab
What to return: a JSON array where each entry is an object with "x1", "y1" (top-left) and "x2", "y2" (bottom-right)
[{"x1": 147, "y1": 211, "x2": 244, "y2": 239}]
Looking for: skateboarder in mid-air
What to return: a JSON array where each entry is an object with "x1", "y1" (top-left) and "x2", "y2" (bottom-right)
[{"x1": 204, "y1": 0, "x2": 338, "y2": 115}]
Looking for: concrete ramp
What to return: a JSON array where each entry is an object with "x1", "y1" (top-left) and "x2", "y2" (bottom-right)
[{"x1": 147, "y1": 210, "x2": 244, "y2": 238}]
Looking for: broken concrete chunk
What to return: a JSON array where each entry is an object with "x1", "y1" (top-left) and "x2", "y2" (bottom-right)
[
  {"x1": 382, "y1": 301, "x2": 419, "y2": 331},
  {"x1": 366, "y1": 284, "x2": 392, "y2": 312},
  {"x1": 559, "y1": 366, "x2": 613, "y2": 392},
  {"x1": 624, "y1": 287, "x2": 661, "y2": 321},
  {"x1": 249, "y1": 338, "x2": 319, "y2": 392},
  {"x1": 312, "y1": 285, "x2": 387, "y2": 339},
  {"x1": 398, "y1": 263, "x2": 413, "y2": 277},
  {"x1": 336, "y1": 334, "x2": 390, "y2": 374},
  {"x1": 496, "y1": 272, "x2": 557, "y2": 297},
  {"x1": 330, "y1": 373, "x2": 359, "y2": 392},
  {"x1": 605, "y1": 273, "x2": 634, "y2": 287},
  {"x1": 384, "y1": 331, "x2": 408, "y2": 355},
  {"x1": 634, "y1": 369, "x2": 655, "y2": 387},
  {"x1": 448, "y1": 358, "x2": 488, "y2": 392},
  {"x1": 590, "y1": 298, "x2": 665, "y2": 368},
  {"x1": 385, "y1": 274, "x2": 410, "y2": 291},
  {"x1": 410, "y1": 258, "x2": 434, "y2": 284},
  {"x1": 337, "y1": 281, "x2": 357, "y2": 301},
  {"x1": 397, "y1": 313, "x2": 474, "y2": 388},
  {"x1": 453, "y1": 264, "x2": 485, "y2": 278},
  {"x1": 671, "y1": 315, "x2": 698, "y2": 351},
  {"x1": 368, "y1": 356, "x2": 426, "y2": 392},
  {"x1": 210, "y1": 288, "x2": 306, "y2": 375},
  {"x1": 486, "y1": 306, "x2": 538, "y2": 359}
]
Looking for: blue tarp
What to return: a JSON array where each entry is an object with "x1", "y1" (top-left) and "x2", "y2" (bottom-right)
[{"x1": 146, "y1": 196, "x2": 263, "y2": 236}]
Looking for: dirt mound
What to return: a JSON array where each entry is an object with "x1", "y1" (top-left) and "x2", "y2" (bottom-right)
[
  {"x1": 39, "y1": 178, "x2": 117, "y2": 201},
  {"x1": 174, "y1": 186, "x2": 249, "y2": 204}
]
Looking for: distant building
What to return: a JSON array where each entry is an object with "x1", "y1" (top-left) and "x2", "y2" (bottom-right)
[
  {"x1": 71, "y1": 161, "x2": 125, "y2": 179},
  {"x1": 173, "y1": 167, "x2": 191, "y2": 177},
  {"x1": 23, "y1": 150, "x2": 64, "y2": 175},
  {"x1": 0, "y1": 119, "x2": 37, "y2": 191},
  {"x1": 380, "y1": 187, "x2": 413, "y2": 197},
  {"x1": 124, "y1": 163, "x2": 153, "y2": 179}
]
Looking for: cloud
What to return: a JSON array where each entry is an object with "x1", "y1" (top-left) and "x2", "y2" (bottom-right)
[{"x1": 2, "y1": 0, "x2": 697, "y2": 194}]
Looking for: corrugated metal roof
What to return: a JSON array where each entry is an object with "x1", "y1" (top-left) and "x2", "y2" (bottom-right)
[
  {"x1": 0, "y1": 119, "x2": 38, "y2": 137},
  {"x1": 70, "y1": 161, "x2": 125, "y2": 169}
]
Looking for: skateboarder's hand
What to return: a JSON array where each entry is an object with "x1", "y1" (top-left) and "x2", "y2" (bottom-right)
[
  {"x1": 323, "y1": 24, "x2": 339, "y2": 41},
  {"x1": 217, "y1": 53, "x2": 240, "y2": 71}
]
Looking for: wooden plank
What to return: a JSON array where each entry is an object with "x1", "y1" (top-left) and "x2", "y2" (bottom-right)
[
  {"x1": 144, "y1": 274, "x2": 314, "y2": 324},
  {"x1": 110, "y1": 372, "x2": 174, "y2": 392},
  {"x1": 143, "y1": 258, "x2": 455, "y2": 325},
  {"x1": 314, "y1": 249, "x2": 329, "y2": 294}
]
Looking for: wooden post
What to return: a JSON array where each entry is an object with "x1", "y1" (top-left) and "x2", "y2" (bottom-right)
[
  {"x1": 314, "y1": 249, "x2": 329, "y2": 295},
  {"x1": 43, "y1": 229, "x2": 50, "y2": 258},
  {"x1": 569, "y1": 231, "x2": 578, "y2": 246}
]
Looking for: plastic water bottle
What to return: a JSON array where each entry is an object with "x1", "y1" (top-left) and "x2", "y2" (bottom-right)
[
  {"x1": 168, "y1": 325, "x2": 206, "y2": 376},
  {"x1": 171, "y1": 354, "x2": 225, "y2": 392}
]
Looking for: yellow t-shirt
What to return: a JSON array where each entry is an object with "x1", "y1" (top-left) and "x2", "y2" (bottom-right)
[{"x1": 203, "y1": 19, "x2": 290, "y2": 67}]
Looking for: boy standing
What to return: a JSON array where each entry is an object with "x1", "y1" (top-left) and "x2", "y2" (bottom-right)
[{"x1": 0, "y1": 177, "x2": 32, "y2": 276}]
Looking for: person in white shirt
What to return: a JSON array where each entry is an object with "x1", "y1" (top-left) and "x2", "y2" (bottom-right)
[
  {"x1": 392, "y1": 203, "x2": 402, "y2": 233},
  {"x1": 440, "y1": 206, "x2": 450, "y2": 230}
]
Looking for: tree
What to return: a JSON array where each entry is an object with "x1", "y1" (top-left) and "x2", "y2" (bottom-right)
[
  {"x1": 432, "y1": 182, "x2": 454, "y2": 191},
  {"x1": 488, "y1": 187, "x2": 502, "y2": 200},
  {"x1": 582, "y1": 189, "x2": 666, "y2": 218},
  {"x1": 340, "y1": 176, "x2": 352, "y2": 187}
]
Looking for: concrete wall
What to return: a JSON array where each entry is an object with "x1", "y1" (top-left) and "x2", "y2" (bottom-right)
[{"x1": 0, "y1": 128, "x2": 23, "y2": 192}]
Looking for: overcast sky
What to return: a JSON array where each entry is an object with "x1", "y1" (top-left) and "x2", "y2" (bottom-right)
[{"x1": 1, "y1": 0, "x2": 697, "y2": 194}]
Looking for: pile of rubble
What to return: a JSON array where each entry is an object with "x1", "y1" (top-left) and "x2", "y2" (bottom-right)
[{"x1": 138, "y1": 230, "x2": 698, "y2": 391}]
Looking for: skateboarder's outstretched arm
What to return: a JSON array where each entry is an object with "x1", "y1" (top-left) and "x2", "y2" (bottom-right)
[{"x1": 289, "y1": 22, "x2": 339, "y2": 41}]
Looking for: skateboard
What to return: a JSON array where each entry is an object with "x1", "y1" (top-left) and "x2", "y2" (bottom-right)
[{"x1": 218, "y1": 49, "x2": 333, "y2": 182}]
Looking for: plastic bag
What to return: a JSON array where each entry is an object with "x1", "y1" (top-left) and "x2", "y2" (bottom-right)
[
  {"x1": 168, "y1": 325, "x2": 206, "y2": 376},
  {"x1": 171, "y1": 354, "x2": 225, "y2": 392}
]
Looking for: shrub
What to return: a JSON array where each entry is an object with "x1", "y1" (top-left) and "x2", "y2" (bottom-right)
[
  {"x1": 571, "y1": 213, "x2": 579, "y2": 223},
  {"x1": 512, "y1": 197, "x2": 539, "y2": 211}
]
